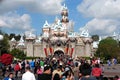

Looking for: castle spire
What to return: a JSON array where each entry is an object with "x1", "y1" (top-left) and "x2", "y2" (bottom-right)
[
  {"x1": 61, "y1": 4, "x2": 69, "y2": 23},
  {"x1": 55, "y1": 16, "x2": 59, "y2": 23},
  {"x1": 17, "y1": 35, "x2": 25, "y2": 46},
  {"x1": 62, "y1": 3, "x2": 68, "y2": 10},
  {"x1": 11, "y1": 37, "x2": 16, "y2": 42},
  {"x1": 43, "y1": 20, "x2": 49, "y2": 28}
]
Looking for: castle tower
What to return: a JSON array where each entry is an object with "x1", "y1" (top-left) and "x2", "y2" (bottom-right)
[
  {"x1": 17, "y1": 35, "x2": 25, "y2": 51},
  {"x1": 42, "y1": 20, "x2": 50, "y2": 37},
  {"x1": 61, "y1": 4, "x2": 69, "y2": 23},
  {"x1": 26, "y1": 32, "x2": 36, "y2": 57},
  {"x1": 10, "y1": 37, "x2": 16, "y2": 50}
]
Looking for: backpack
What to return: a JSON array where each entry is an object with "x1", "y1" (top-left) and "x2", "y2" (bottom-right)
[
  {"x1": 92, "y1": 68, "x2": 101, "y2": 77},
  {"x1": 4, "y1": 77, "x2": 9, "y2": 80},
  {"x1": 14, "y1": 64, "x2": 20, "y2": 71}
]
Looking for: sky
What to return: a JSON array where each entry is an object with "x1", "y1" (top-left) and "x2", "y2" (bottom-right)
[{"x1": 0, "y1": 0, "x2": 120, "y2": 36}]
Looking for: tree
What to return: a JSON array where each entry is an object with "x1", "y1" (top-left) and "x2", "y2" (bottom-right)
[
  {"x1": 15, "y1": 34, "x2": 21, "y2": 41},
  {"x1": 10, "y1": 48, "x2": 26, "y2": 59},
  {"x1": 96, "y1": 37, "x2": 119, "y2": 59},
  {"x1": 9, "y1": 33, "x2": 16, "y2": 40},
  {"x1": 0, "y1": 33, "x2": 10, "y2": 54},
  {"x1": 92, "y1": 35, "x2": 99, "y2": 41}
]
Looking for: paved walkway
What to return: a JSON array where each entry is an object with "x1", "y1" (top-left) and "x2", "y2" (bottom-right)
[{"x1": 102, "y1": 64, "x2": 120, "y2": 77}]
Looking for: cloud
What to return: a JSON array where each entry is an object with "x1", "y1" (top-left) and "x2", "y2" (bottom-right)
[
  {"x1": 0, "y1": 0, "x2": 64, "y2": 34},
  {"x1": 0, "y1": 0, "x2": 64, "y2": 15},
  {"x1": 82, "y1": 18, "x2": 119, "y2": 35},
  {"x1": 0, "y1": 12, "x2": 34, "y2": 33},
  {"x1": 0, "y1": 19, "x2": 7, "y2": 27},
  {"x1": 77, "y1": 0, "x2": 120, "y2": 36}
]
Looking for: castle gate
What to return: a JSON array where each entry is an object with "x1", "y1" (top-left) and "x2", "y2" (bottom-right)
[{"x1": 53, "y1": 47, "x2": 64, "y2": 57}]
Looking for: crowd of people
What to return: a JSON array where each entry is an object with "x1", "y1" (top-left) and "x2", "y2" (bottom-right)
[{"x1": 0, "y1": 54, "x2": 120, "y2": 80}]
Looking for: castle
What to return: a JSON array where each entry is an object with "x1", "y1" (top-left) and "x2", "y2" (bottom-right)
[{"x1": 9, "y1": 4, "x2": 94, "y2": 58}]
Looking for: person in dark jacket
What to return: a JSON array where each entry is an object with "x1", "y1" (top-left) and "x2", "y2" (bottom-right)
[
  {"x1": 38, "y1": 65, "x2": 52, "y2": 80},
  {"x1": 79, "y1": 63, "x2": 97, "y2": 80}
]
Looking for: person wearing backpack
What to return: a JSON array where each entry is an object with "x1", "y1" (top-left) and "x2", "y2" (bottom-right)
[
  {"x1": 92, "y1": 64, "x2": 102, "y2": 80},
  {"x1": 14, "y1": 63, "x2": 20, "y2": 78}
]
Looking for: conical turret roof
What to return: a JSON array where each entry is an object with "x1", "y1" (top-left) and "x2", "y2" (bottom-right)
[{"x1": 11, "y1": 37, "x2": 16, "y2": 42}]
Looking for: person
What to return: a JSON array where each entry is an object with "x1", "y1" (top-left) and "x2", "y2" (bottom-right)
[
  {"x1": 4, "y1": 73, "x2": 14, "y2": 80},
  {"x1": 2, "y1": 65, "x2": 6, "y2": 77},
  {"x1": 107, "y1": 59, "x2": 111, "y2": 69},
  {"x1": 114, "y1": 75, "x2": 120, "y2": 80},
  {"x1": 52, "y1": 66, "x2": 62, "y2": 79},
  {"x1": 22, "y1": 66, "x2": 36, "y2": 80},
  {"x1": 40, "y1": 60, "x2": 44, "y2": 67},
  {"x1": 8, "y1": 73, "x2": 14, "y2": 80},
  {"x1": 36, "y1": 66, "x2": 43, "y2": 78},
  {"x1": 92, "y1": 64, "x2": 102, "y2": 80},
  {"x1": 21, "y1": 60, "x2": 25, "y2": 74},
  {"x1": 53, "y1": 73, "x2": 61, "y2": 80},
  {"x1": 29, "y1": 59, "x2": 35, "y2": 72},
  {"x1": 112, "y1": 58, "x2": 117, "y2": 69},
  {"x1": 79, "y1": 63, "x2": 97, "y2": 80},
  {"x1": 100, "y1": 62, "x2": 104, "y2": 73},
  {"x1": 38, "y1": 65, "x2": 52, "y2": 80},
  {"x1": 63, "y1": 70, "x2": 74, "y2": 80},
  {"x1": 73, "y1": 62, "x2": 79, "y2": 80},
  {"x1": 14, "y1": 63, "x2": 20, "y2": 78}
]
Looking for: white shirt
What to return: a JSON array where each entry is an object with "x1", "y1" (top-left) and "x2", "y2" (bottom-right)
[
  {"x1": 8, "y1": 78, "x2": 12, "y2": 80},
  {"x1": 22, "y1": 71, "x2": 36, "y2": 80}
]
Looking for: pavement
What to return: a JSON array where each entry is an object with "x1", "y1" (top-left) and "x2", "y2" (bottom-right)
[{"x1": 102, "y1": 64, "x2": 120, "y2": 77}]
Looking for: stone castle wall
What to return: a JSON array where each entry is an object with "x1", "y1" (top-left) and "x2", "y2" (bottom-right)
[{"x1": 10, "y1": 37, "x2": 93, "y2": 58}]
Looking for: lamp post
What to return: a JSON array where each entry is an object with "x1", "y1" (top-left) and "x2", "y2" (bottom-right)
[{"x1": 0, "y1": 34, "x2": 3, "y2": 56}]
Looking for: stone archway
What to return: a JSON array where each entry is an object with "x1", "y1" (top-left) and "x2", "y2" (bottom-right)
[
  {"x1": 54, "y1": 47, "x2": 64, "y2": 57},
  {"x1": 54, "y1": 47, "x2": 64, "y2": 53}
]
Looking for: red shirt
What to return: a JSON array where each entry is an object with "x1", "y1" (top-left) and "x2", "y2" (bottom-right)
[{"x1": 14, "y1": 64, "x2": 20, "y2": 71}]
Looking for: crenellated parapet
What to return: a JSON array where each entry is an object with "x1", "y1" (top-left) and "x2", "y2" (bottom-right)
[
  {"x1": 83, "y1": 37, "x2": 93, "y2": 44},
  {"x1": 26, "y1": 32, "x2": 36, "y2": 41}
]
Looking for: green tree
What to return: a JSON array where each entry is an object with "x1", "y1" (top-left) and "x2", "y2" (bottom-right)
[
  {"x1": 96, "y1": 37, "x2": 119, "y2": 59},
  {"x1": 15, "y1": 34, "x2": 21, "y2": 41},
  {"x1": 4, "y1": 33, "x2": 9, "y2": 38},
  {"x1": 92, "y1": 35, "x2": 99, "y2": 41},
  {"x1": 10, "y1": 48, "x2": 26, "y2": 59},
  {"x1": 9, "y1": 33, "x2": 15, "y2": 40},
  {"x1": 0, "y1": 33, "x2": 10, "y2": 54}
]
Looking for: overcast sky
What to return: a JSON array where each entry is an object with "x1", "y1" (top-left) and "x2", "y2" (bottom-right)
[{"x1": 0, "y1": 0, "x2": 120, "y2": 36}]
